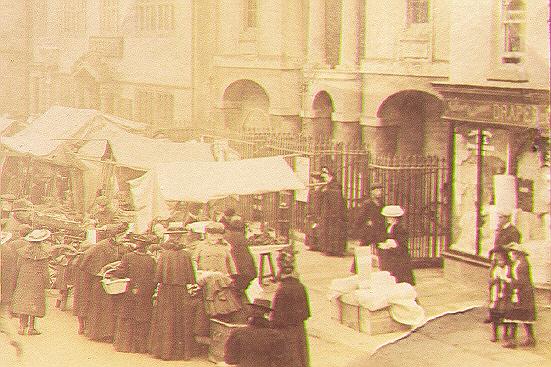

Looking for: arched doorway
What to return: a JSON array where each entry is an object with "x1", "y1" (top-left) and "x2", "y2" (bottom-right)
[
  {"x1": 222, "y1": 80, "x2": 270, "y2": 131},
  {"x1": 306, "y1": 91, "x2": 334, "y2": 140},
  {"x1": 377, "y1": 90, "x2": 444, "y2": 156}
]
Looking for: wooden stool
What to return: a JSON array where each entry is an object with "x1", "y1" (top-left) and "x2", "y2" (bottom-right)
[{"x1": 258, "y1": 252, "x2": 277, "y2": 285}]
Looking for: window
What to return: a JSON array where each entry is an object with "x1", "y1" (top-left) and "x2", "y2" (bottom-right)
[
  {"x1": 101, "y1": 0, "x2": 119, "y2": 34},
  {"x1": 136, "y1": 89, "x2": 174, "y2": 125},
  {"x1": 501, "y1": 0, "x2": 525, "y2": 64},
  {"x1": 407, "y1": 0, "x2": 429, "y2": 25},
  {"x1": 62, "y1": 0, "x2": 86, "y2": 34},
  {"x1": 136, "y1": 0, "x2": 175, "y2": 33},
  {"x1": 244, "y1": 0, "x2": 258, "y2": 29}
]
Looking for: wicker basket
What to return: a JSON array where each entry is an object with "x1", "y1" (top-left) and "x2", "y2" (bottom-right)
[{"x1": 101, "y1": 271, "x2": 130, "y2": 295}]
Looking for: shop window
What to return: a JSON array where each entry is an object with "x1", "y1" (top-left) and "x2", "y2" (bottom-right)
[
  {"x1": 136, "y1": 89, "x2": 174, "y2": 125},
  {"x1": 100, "y1": 0, "x2": 119, "y2": 34},
  {"x1": 136, "y1": 0, "x2": 175, "y2": 34},
  {"x1": 501, "y1": 0, "x2": 525, "y2": 64},
  {"x1": 407, "y1": 0, "x2": 429, "y2": 25}
]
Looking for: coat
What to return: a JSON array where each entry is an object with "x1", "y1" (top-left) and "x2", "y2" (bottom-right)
[
  {"x1": 318, "y1": 180, "x2": 348, "y2": 256},
  {"x1": 111, "y1": 250, "x2": 156, "y2": 353},
  {"x1": 353, "y1": 199, "x2": 386, "y2": 246},
  {"x1": 11, "y1": 243, "x2": 50, "y2": 317},
  {"x1": 149, "y1": 249, "x2": 199, "y2": 361},
  {"x1": 272, "y1": 276, "x2": 311, "y2": 367},
  {"x1": 224, "y1": 317, "x2": 287, "y2": 367},
  {"x1": 493, "y1": 223, "x2": 521, "y2": 252},
  {"x1": 1, "y1": 238, "x2": 28, "y2": 305},
  {"x1": 226, "y1": 229, "x2": 257, "y2": 292},
  {"x1": 505, "y1": 255, "x2": 536, "y2": 323},
  {"x1": 377, "y1": 223, "x2": 415, "y2": 285}
]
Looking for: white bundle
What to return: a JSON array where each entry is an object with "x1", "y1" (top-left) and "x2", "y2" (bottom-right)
[
  {"x1": 354, "y1": 288, "x2": 390, "y2": 311},
  {"x1": 386, "y1": 282, "x2": 417, "y2": 303},
  {"x1": 328, "y1": 275, "x2": 359, "y2": 301},
  {"x1": 358, "y1": 271, "x2": 396, "y2": 289}
]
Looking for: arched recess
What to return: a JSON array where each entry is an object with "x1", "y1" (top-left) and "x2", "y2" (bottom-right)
[
  {"x1": 303, "y1": 90, "x2": 334, "y2": 139},
  {"x1": 376, "y1": 90, "x2": 444, "y2": 156},
  {"x1": 222, "y1": 79, "x2": 270, "y2": 131}
]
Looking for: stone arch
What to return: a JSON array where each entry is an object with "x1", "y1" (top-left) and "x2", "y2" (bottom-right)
[
  {"x1": 376, "y1": 90, "x2": 444, "y2": 156},
  {"x1": 302, "y1": 90, "x2": 334, "y2": 139},
  {"x1": 221, "y1": 79, "x2": 271, "y2": 131}
]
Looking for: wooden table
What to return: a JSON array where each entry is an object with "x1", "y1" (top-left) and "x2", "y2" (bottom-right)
[{"x1": 248, "y1": 244, "x2": 289, "y2": 285}]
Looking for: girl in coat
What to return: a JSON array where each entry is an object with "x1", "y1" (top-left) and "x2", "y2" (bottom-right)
[
  {"x1": 488, "y1": 249, "x2": 511, "y2": 342},
  {"x1": 377, "y1": 205, "x2": 415, "y2": 285},
  {"x1": 502, "y1": 242, "x2": 536, "y2": 348}
]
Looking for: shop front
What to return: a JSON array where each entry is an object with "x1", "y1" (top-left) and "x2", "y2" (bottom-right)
[{"x1": 433, "y1": 82, "x2": 550, "y2": 288}]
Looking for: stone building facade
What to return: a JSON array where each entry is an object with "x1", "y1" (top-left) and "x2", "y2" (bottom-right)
[{"x1": 27, "y1": 0, "x2": 193, "y2": 129}]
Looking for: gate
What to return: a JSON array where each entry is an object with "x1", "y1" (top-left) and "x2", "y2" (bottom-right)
[{"x1": 369, "y1": 155, "x2": 449, "y2": 267}]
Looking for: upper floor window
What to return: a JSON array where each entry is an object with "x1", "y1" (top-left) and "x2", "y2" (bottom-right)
[
  {"x1": 100, "y1": 0, "x2": 119, "y2": 34},
  {"x1": 407, "y1": 0, "x2": 429, "y2": 25},
  {"x1": 136, "y1": 89, "x2": 174, "y2": 125},
  {"x1": 502, "y1": 0, "x2": 525, "y2": 64},
  {"x1": 244, "y1": 0, "x2": 258, "y2": 29},
  {"x1": 136, "y1": 0, "x2": 175, "y2": 34},
  {"x1": 63, "y1": 0, "x2": 86, "y2": 34}
]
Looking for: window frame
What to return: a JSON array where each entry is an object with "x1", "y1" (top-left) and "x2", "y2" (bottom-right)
[
  {"x1": 501, "y1": 0, "x2": 526, "y2": 64},
  {"x1": 135, "y1": 0, "x2": 176, "y2": 36}
]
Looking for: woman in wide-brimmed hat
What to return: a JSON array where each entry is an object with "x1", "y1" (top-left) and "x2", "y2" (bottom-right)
[
  {"x1": 11, "y1": 229, "x2": 51, "y2": 335},
  {"x1": 376, "y1": 205, "x2": 415, "y2": 285}
]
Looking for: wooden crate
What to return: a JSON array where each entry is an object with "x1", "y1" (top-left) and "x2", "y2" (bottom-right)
[
  {"x1": 337, "y1": 297, "x2": 410, "y2": 335},
  {"x1": 208, "y1": 318, "x2": 247, "y2": 363}
]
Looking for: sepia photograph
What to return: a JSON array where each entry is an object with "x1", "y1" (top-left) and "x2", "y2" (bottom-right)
[{"x1": 0, "y1": 1, "x2": 549, "y2": 366}]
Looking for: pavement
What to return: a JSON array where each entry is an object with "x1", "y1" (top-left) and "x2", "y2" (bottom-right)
[{"x1": 2, "y1": 238, "x2": 549, "y2": 367}]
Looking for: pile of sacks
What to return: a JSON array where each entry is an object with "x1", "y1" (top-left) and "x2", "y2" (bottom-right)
[{"x1": 328, "y1": 271, "x2": 425, "y2": 327}]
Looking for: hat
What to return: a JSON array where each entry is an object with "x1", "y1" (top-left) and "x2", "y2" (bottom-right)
[
  {"x1": 24, "y1": 229, "x2": 51, "y2": 242},
  {"x1": 504, "y1": 242, "x2": 528, "y2": 254},
  {"x1": 0, "y1": 231, "x2": 12, "y2": 245},
  {"x1": 381, "y1": 205, "x2": 405, "y2": 217},
  {"x1": 277, "y1": 248, "x2": 296, "y2": 273},
  {"x1": 246, "y1": 298, "x2": 272, "y2": 312}
]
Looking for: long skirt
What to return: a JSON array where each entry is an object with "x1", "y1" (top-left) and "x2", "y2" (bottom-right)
[
  {"x1": 114, "y1": 318, "x2": 151, "y2": 353},
  {"x1": 149, "y1": 284, "x2": 198, "y2": 361},
  {"x1": 84, "y1": 277, "x2": 117, "y2": 341},
  {"x1": 277, "y1": 323, "x2": 310, "y2": 367}
]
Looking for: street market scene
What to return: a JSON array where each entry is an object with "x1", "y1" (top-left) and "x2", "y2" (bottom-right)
[{"x1": 0, "y1": 1, "x2": 550, "y2": 367}]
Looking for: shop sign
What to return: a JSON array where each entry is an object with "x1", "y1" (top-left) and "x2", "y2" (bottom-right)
[{"x1": 445, "y1": 99, "x2": 548, "y2": 128}]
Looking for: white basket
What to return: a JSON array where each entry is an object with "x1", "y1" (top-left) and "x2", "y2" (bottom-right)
[{"x1": 101, "y1": 271, "x2": 130, "y2": 295}]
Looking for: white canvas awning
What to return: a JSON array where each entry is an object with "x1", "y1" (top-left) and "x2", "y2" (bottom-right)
[{"x1": 128, "y1": 156, "x2": 305, "y2": 233}]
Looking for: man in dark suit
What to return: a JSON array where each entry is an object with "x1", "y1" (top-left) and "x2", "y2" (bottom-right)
[
  {"x1": 224, "y1": 298, "x2": 287, "y2": 367},
  {"x1": 492, "y1": 208, "x2": 521, "y2": 254}
]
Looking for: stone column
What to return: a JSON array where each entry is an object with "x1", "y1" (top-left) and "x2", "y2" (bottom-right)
[
  {"x1": 337, "y1": 0, "x2": 361, "y2": 70},
  {"x1": 331, "y1": 111, "x2": 361, "y2": 145},
  {"x1": 218, "y1": 0, "x2": 241, "y2": 56},
  {"x1": 306, "y1": 0, "x2": 327, "y2": 67}
]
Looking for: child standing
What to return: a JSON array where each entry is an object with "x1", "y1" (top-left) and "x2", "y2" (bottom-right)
[
  {"x1": 502, "y1": 242, "x2": 537, "y2": 348},
  {"x1": 488, "y1": 248, "x2": 511, "y2": 342}
]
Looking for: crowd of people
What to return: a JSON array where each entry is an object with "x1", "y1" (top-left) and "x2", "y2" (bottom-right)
[{"x1": 0, "y1": 196, "x2": 311, "y2": 366}]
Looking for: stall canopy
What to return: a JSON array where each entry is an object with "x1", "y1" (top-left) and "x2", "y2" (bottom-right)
[
  {"x1": 128, "y1": 156, "x2": 306, "y2": 233},
  {"x1": 78, "y1": 124, "x2": 216, "y2": 170}
]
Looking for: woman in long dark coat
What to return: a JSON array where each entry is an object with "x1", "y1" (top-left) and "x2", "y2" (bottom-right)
[
  {"x1": 1, "y1": 224, "x2": 31, "y2": 308},
  {"x1": 71, "y1": 241, "x2": 93, "y2": 335},
  {"x1": 11, "y1": 229, "x2": 51, "y2": 335},
  {"x1": 149, "y1": 239, "x2": 198, "y2": 360},
  {"x1": 110, "y1": 236, "x2": 156, "y2": 353},
  {"x1": 79, "y1": 224, "x2": 129, "y2": 341},
  {"x1": 271, "y1": 250, "x2": 311, "y2": 367},
  {"x1": 502, "y1": 242, "x2": 536, "y2": 348},
  {"x1": 377, "y1": 205, "x2": 415, "y2": 285},
  {"x1": 318, "y1": 167, "x2": 348, "y2": 257}
]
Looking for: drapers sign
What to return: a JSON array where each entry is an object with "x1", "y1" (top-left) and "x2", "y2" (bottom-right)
[{"x1": 444, "y1": 99, "x2": 549, "y2": 128}]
